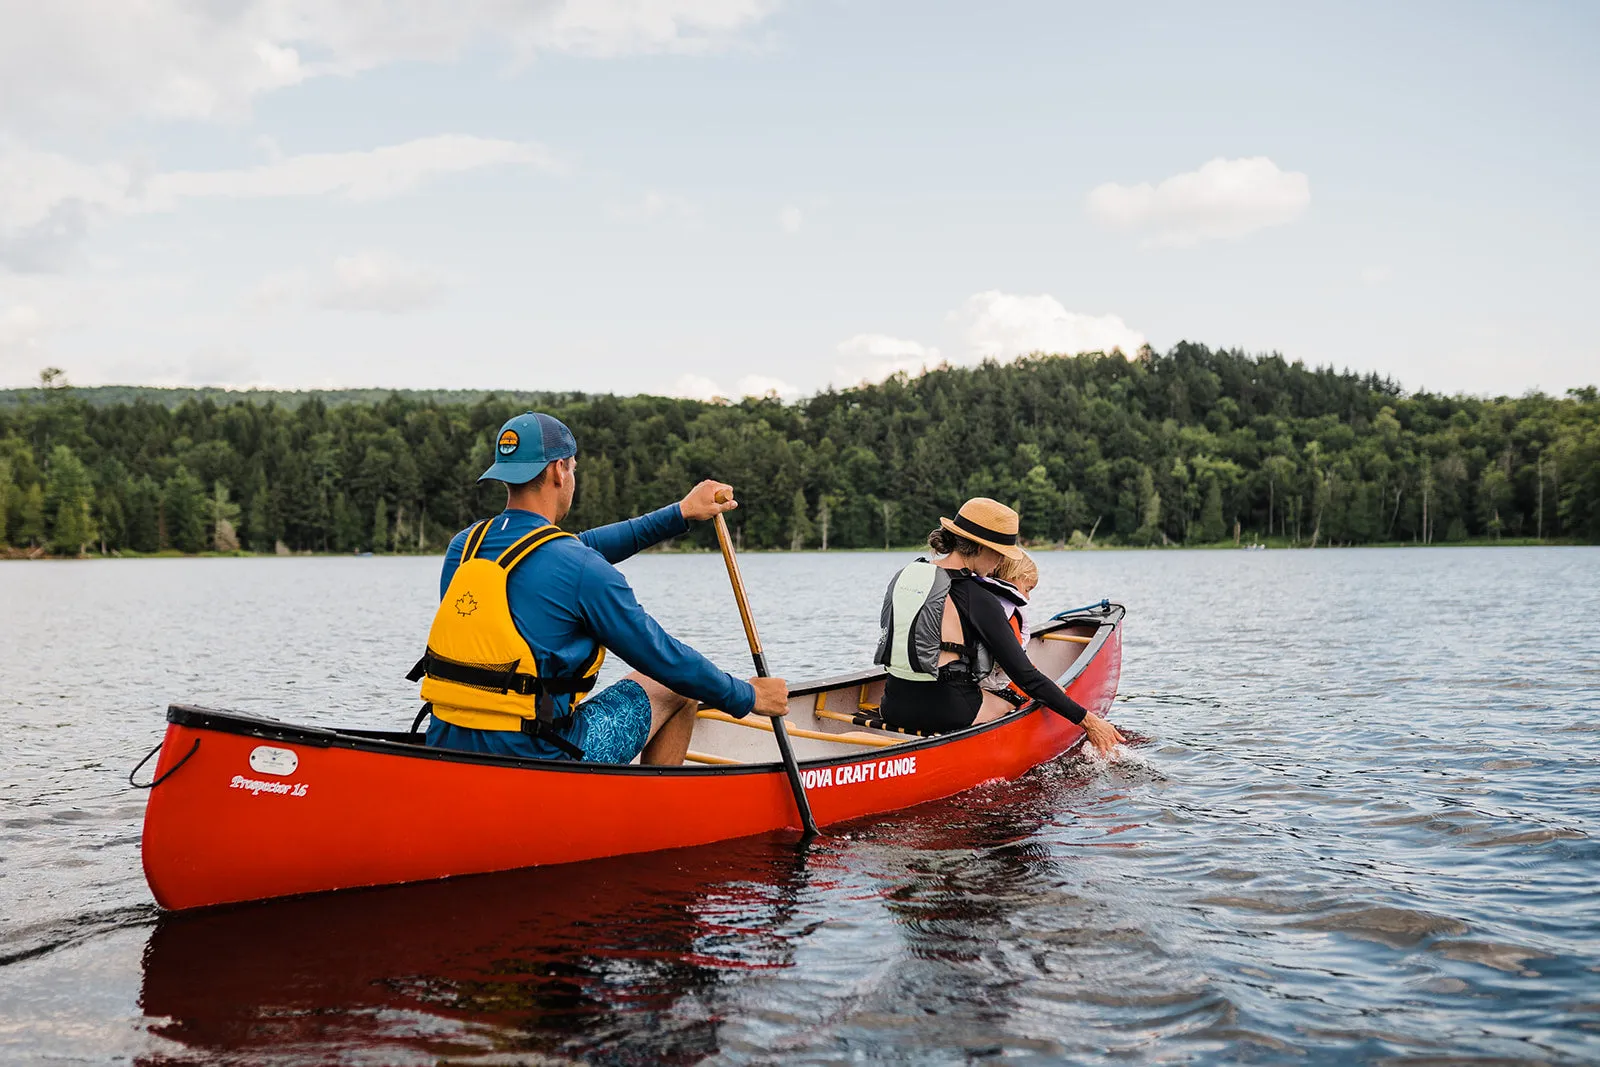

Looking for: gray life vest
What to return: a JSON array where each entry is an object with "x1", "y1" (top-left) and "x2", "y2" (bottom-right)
[{"x1": 872, "y1": 559, "x2": 994, "y2": 682}]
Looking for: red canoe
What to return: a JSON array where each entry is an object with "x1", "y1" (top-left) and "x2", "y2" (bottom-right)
[{"x1": 138, "y1": 603, "x2": 1124, "y2": 910}]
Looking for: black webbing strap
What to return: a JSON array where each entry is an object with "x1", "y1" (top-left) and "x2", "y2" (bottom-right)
[
  {"x1": 406, "y1": 651, "x2": 599, "y2": 698},
  {"x1": 540, "y1": 675, "x2": 599, "y2": 695},
  {"x1": 995, "y1": 687, "x2": 1028, "y2": 709},
  {"x1": 939, "y1": 640, "x2": 972, "y2": 658},
  {"x1": 496, "y1": 525, "x2": 574, "y2": 571},
  {"x1": 461, "y1": 519, "x2": 492, "y2": 561},
  {"x1": 406, "y1": 650, "x2": 539, "y2": 695},
  {"x1": 521, "y1": 717, "x2": 585, "y2": 759}
]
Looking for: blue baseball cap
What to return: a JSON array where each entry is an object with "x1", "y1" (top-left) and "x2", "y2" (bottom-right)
[{"x1": 478, "y1": 412, "x2": 578, "y2": 484}]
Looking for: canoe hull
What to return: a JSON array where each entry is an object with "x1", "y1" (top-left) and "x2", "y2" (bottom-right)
[{"x1": 141, "y1": 608, "x2": 1122, "y2": 910}]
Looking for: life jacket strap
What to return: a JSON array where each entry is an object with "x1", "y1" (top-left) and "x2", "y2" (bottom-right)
[
  {"x1": 939, "y1": 640, "x2": 973, "y2": 658},
  {"x1": 461, "y1": 519, "x2": 494, "y2": 561},
  {"x1": 407, "y1": 650, "x2": 600, "y2": 695},
  {"x1": 407, "y1": 649, "x2": 541, "y2": 696},
  {"x1": 520, "y1": 717, "x2": 585, "y2": 760}
]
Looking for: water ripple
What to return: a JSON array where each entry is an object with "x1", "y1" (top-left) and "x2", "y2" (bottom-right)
[{"x1": 1, "y1": 547, "x2": 1598, "y2": 1063}]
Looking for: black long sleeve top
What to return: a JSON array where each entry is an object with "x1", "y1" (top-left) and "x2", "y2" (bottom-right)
[{"x1": 948, "y1": 576, "x2": 1089, "y2": 724}]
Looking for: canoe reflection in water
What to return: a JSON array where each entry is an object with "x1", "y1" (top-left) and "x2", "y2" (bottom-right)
[
  {"x1": 139, "y1": 833, "x2": 813, "y2": 1065},
  {"x1": 135, "y1": 759, "x2": 1117, "y2": 1064}
]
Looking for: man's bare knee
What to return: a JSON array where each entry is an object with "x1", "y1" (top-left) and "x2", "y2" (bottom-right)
[{"x1": 626, "y1": 671, "x2": 695, "y2": 733}]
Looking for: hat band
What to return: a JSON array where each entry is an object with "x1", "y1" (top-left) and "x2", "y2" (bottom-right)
[{"x1": 951, "y1": 513, "x2": 1018, "y2": 546}]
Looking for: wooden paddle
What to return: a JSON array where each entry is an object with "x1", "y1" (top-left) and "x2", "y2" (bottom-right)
[{"x1": 711, "y1": 489, "x2": 820, "y2": 839}]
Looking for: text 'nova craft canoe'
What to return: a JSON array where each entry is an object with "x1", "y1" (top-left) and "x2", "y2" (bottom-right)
[{"x1": 138, "y1": 604, "x2": 1124, "y2": 910}]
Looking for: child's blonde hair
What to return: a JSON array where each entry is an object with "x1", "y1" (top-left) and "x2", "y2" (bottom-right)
[{"x1": 993, "y1": 551, "x2": 1038, "y2": 591}]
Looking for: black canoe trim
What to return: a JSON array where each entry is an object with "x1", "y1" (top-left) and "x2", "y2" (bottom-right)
[{"x1": 164, "y1": 605, "x2": 1122, "y2": 779}]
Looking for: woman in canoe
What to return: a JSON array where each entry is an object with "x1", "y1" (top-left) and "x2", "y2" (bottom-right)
[{"x1": 873, "y1": 498, "x2": 1123, "y2": 755}]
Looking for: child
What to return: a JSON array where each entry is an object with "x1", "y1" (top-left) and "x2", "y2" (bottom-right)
[{"x1": 976, "y1": 551, "x2": 1038, "y2": 706}]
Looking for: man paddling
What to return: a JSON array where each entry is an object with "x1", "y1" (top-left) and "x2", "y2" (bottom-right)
[{"x1": 411, "y1": 411, "x2": 789, "y2": 765}]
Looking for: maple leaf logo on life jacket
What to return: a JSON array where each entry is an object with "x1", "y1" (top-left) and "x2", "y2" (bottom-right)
[{"x1": 454, "y1": 592, "x2": 479, "y2": 617}]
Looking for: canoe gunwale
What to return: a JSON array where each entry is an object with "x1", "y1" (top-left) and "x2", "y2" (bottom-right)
[{"x1": 162, "y1": 604, "x2": 1123, "y2": 779}]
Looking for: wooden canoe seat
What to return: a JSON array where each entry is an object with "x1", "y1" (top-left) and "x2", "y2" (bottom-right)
[{"x1": 696, "y1": 709, "x2": 904, "y2": 748}]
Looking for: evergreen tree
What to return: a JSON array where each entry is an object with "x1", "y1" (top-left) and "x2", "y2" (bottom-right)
[
  {"x1": 17, "y1": 484, "x2": 45, "y2": 547},
  {"x1": 0, "y1": 344, "x2": 1596, "y2": 552},
  {"x1": 44, "y1": 445, "x2": 97, "y2": 555},
  {"x1": 163, "y1": 467, "x2": 207, "y2": 552},
  {"x1": 0, "y1": 456, "x2": 10, "y2": 546},
  {"x1": 1199, "y1": 480, "x2": 1225, "y2": 542},
  {"x1": 127, "y1": 476, "x2": 162, "y2": 552},
  {"x1": 372, "y1": 496, "x2": 389, "y2": 553}
]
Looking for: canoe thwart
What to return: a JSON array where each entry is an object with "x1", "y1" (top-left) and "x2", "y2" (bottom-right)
[
  {"x1": 684, "y1": 750, "x2": 741, "y2": 765},
  {"x1": 1041, "y1": 633, "x2": 1092, "y2": 644},
  {"x1": 815, "y1": 707, "x2": 939, "y2": 739}
]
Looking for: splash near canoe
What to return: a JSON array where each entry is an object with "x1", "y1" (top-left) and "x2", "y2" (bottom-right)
[{"x1": 137, "y1": 604, "x2": 1123, "y2": 911}]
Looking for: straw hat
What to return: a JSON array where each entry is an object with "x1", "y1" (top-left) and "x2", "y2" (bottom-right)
[{"x1": 939, "y1": 497, "x2": 1024, "y2": 560}]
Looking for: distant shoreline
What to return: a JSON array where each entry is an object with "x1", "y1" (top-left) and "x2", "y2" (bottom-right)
[{"x1": 1, "y1": 537, "x2": 1579, "y2": 562}]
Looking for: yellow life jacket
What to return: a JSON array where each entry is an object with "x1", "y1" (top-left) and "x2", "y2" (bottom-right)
[{"x1": 408, "y1": 519, "x2": 605, "y2": 736}]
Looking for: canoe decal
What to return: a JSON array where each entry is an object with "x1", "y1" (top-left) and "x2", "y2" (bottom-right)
[
  {"x1": 230, "y1": 774, "x2": 310, "y2": 798},
  {"x1": 801, "y1": 754, "x2": 916, "y2": 790}
]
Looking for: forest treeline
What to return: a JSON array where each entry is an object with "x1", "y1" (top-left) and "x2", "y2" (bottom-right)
[{"x1": 2, "y1": 343, "x2": 1598, "y2": 557}]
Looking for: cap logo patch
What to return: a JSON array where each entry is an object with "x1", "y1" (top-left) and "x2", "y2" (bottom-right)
[{"x1": 497, "y1": 429, "x2": 519, "y2": 455}]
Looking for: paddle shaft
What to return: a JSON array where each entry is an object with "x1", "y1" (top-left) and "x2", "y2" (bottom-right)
[{"x1": 711, "y1": 494, "x2": 819, "y2": 839}]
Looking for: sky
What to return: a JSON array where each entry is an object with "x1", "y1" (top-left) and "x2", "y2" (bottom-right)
[{"x1": 0, "y1": 0, "x2": 1595, "y2": 400}]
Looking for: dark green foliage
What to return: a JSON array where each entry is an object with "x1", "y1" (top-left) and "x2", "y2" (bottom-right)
[
  {"x1": 162, "y1": 467, "x2": 207, "y2": 553},
  {"x1": 1, "y1": 344, "x2": 1597, "y2": 555},
  {"x1": 45, "y1": 445, "x2": 97, "y2": 554}
]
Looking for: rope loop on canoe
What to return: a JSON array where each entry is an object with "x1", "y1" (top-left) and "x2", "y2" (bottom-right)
[
  {"x1": 129, "y1": 738, "x2": 200, "y2": 790},
  {"x1": 1051, "y1": 598, "x2": 1111, "y2": 620}
]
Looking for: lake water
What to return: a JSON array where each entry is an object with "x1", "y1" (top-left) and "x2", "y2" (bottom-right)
[{"x1": 1, "y1": 546, "x2": 1598, "y2": 1064}]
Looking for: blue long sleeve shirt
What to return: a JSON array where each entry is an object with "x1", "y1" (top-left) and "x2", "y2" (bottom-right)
[{"x1": 439, "y1": 504, "x2": 756, "y2": 718}]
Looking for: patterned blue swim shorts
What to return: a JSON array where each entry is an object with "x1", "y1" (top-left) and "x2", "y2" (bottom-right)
[
  {"x1": 424, "y1": 678, "x2": 654, "y2": 764},
  {"x1": 560, "y1": 678, "x2": 654, "y2": 764}
]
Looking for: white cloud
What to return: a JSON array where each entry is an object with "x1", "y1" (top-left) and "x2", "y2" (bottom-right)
[
  {"x1": 1360, "y1": 264, "x2": 1395, "y2": 285},
  {"x1": 149, "y1": 136, "x2": 560, "y2": 204},
  {"x1": 315, "y1": 254, "x2": 451, "y2": 314},
  {"x1": 0, "y1": 304, "x2": 50, "y2": 360},
  {"x1": 0, "y1": 136, "x2": 553, "y2": 273},
  {"x1": 184, "y1": 346, "x2": 262, "y2": 386},
  {"x1": 242, "y1": 270, "x2": 308, "y2": 314},
  {"x1": 670, "y1": 373, "x2": 729, "y2": 402},
  {"x1": 0, "y1": 1, "x2": 778, "y2": 127},
  {"x1": 609, "y1": 189, "x2": 696, "y2": 222},
  {"x1": 834, "y1": 332, "x2": 941, "y2": 385},
  {"x1": 778, "y1": 204, "x2": 803, "y2": 234},
  {"x1": 668, "y1": 371, "x2": 799, "y2": 402},
  {"x1": 1086, "y1": 156, "x2": 1310, "y2": 247},
  {"x1": 954, "y1": 291, "x2": 1145, "y2": 360},
  {"x1": 735, "y1": 374, "x2": 800, "y2": 399}
]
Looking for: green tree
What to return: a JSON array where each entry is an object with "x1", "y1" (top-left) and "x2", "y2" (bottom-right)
[
  {"x1": 0, "y1": 456, "x2": 11, "y2": 546},
  {"x1": 788, "y1": 488, "x2": 812, "y2": 550},
  {"x1": 211, "y1": 481, "x2": 242, "y2": 551},
  {"x1": 45, "y1": 446, "x2": 97, "y2": 555},
  {"x1": 372, "y1": 496, "x2": 389, "y2": 553},
  {"x1": 16, "y1": 484, "x2": 45, "y2": 547},
  {"x1": 163, "y1": 467, "x2": 207, "y2": 553},
  {"x1": 126, "y1": 476, "x2": 162, "y2": 552},
  {"x1": 1198, "y1": 479, "x2": 1225, "y2": 542}
]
